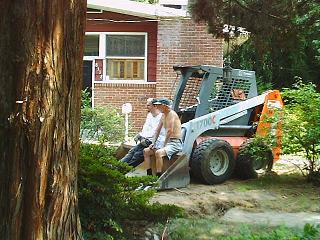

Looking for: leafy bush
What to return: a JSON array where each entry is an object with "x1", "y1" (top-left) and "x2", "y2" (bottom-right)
[
  {"x1": 235, "y1": 102, "x2": 283, "y2": 175},
  {"x1": 281, "y1": 81, "x2": 320, "y2": 183},
  {"x1": 80, "y1": 90, "x2": 125, "y2": 144},
  {"x1": 243, "y1": 81, "x2": 320, "y2": 184},
  {"x1": 238, "y1": 137, "x2": 274, "y2": 169},
  {"x1": 78, "y1": 144, "x2": 184, "y2": 240}
]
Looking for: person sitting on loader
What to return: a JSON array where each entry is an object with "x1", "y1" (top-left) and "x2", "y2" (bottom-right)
[
  {"x1": 120, "y1": 98, "x2": 162, "y2": 167},
  {"x1": 144, "y1": 97, "x2": 183, "y2": 177},
  {"x1": 231, "y1": 88, "x2": 246, "y2": 100}
]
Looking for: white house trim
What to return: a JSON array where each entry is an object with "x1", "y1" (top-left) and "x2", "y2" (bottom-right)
[{"x1": 87, "y1": 0, "x2": 188, "y2": 19}]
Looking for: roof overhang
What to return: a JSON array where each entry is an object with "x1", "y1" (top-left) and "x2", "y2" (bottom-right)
[
  {"x1": 87, "y1": 0, "x2": 188, "y2": 19},
  {"x1": 159, "y1": 0, "x2": 188, "y2": 5}
]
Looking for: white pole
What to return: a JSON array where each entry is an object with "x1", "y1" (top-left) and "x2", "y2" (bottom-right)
[
  {"x1": 122, "y1": 103, "x2": 132, "y2": 143},
  {"x1": 125, "y1": 113, "x2": 129, "y2": 142}
]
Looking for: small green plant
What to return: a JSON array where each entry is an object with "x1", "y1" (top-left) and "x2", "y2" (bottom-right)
[
  {"x1": 234, "y1": 106, "x2": 283, "y2": 180},
  {"x1": 281, "y1": 81, "x2": 320, "y2": 183},
  {"x1": 80, "y1": 90, "x2": 125, "y2": 144},
  {"x1": 239, "y1": 137, "x2": 274, "y2": 170},
  {"x1": 78, "y1": 144, "x2": 184, "y2": 239}
]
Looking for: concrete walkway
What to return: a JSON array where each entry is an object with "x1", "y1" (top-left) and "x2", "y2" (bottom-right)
[{"x1": 222, "y1": 208, "x2": 320, "y2": 228}]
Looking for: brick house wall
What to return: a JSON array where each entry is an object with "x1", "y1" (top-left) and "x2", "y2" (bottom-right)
[
  {"x1": 156, "y1": 18, "x2": 224, "y2": 99},
  {"x1": 94, "y1": 83, "x2": 156, "y2": 132},
  {"x1": 86, "y1": 13, "x2": 223, "y2": 133}
]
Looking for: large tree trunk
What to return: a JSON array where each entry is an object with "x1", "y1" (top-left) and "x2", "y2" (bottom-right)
[{"x1": 0, "y1": 1, "x2": 87, "y2": 239}]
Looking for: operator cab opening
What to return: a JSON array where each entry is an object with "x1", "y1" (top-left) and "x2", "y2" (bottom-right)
[{"x1": 173, "y1": 65, "x2": 258, "y2": 137}]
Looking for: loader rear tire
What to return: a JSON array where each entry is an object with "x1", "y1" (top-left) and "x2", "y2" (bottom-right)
[
  {"x1": 235, "y1": 139, "x2": 273, "y2": 180},
  {"x1": 190, "y1": 139, "x2": 235, "y2": 184}
]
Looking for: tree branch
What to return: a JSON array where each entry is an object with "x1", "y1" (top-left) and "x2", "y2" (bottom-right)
[{"x1": 233, "y1": 0, "x2": 287, "y2": 21}]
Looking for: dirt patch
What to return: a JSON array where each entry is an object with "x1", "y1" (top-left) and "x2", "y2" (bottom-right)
[
  {"x1": 151, "y1": 156, "x2": 320, "y2": 226},
  {"x1": 151, "y1": 183, "x2": 283, "y2": 218},
  {"x1": 151, "y1": 184, "x2": 269, "y2": 217}
]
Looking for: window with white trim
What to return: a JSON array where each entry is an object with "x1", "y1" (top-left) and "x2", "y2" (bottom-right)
[
  {"x1": 83, "y1": 33, "x2": 148, "y2": 82},
  {"x1": 106, "y1": 34, "x2": 146, "y2": 81}
]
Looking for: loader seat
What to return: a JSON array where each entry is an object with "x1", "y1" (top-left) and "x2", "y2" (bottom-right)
[
  {"x1": 151, "y1": 130, "x2": 185, "y2": 174},
  {"x1": 178, "y1": 109, "x2": 195, "y2": 123},
  {"x1": 151, "y1": 152, "x2": 184, "y2": 174}
]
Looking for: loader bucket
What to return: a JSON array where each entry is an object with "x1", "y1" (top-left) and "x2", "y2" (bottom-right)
[{"x1": 156, "y1": 153, "x2": 190, "y2": 190}]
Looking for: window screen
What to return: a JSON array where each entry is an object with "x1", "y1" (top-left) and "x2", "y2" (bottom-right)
[
  {"x1": 84, "y1": 35, "x2": 99, "y2": 56},
  {"x1": 106, "y1": 35, "x2": 145, "y2": 57}
]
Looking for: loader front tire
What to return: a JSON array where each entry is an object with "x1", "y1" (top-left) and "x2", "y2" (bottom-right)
[
  {"x1": 235, "y1": 139, "x2": 273, "y2": 180},
  {"x1": 190, "y1": 139, "x2": 235, "y2": 184}
]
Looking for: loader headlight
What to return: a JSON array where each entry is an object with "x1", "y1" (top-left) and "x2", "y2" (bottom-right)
[{"x1": 223, "y1": 59, "x2": 232, "y2": 82}]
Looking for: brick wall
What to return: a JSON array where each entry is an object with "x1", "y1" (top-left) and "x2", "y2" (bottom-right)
[
  {"x1": 94, "y1": 83, "x2": 156, "y2": 132},
  {"x1": 92, "y1": 17, "x2": 223, "y2": 133},
  {"x1": 156, "y1": 18, "x2": 224, "y2": 99}
]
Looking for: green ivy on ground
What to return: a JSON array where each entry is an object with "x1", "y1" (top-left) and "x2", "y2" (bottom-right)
[
  {"x1": 159, "y1": 218, "x2": 320, "y2": 240},
  {"x1": 223, "y1": 224, "x2": 320, "y2": 240}
]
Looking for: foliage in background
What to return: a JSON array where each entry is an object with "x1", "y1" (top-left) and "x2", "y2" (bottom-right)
[
  {"x1": 281, "y1": 82, "x2": 320, "y2": 183},
  {"x1": 229, "y1": 39, "x2": 274, "y2": 93},
  {"x1": 229, "y1": 35, "x2": 319, "y2": 91},
  {"x1": 79, "y1": 144, "x2": 184, "y2": 240},
  {"x1": 189, "y1": 0, "x2": 320, "y2": 89},
  {"x1": 80, "y1": 90, "x2": 125, "y2": 144}
]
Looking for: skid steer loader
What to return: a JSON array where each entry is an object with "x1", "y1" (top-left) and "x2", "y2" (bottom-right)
[{"x1": 156, "y1": 64, "x2": 283, "y2": 190}]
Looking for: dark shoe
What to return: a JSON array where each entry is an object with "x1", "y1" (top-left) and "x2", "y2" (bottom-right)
[{"x1": 147, "y1": 169, "x2": 153, "y2": 176}]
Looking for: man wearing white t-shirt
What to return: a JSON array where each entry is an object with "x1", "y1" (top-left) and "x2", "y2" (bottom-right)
[{"x1": 121, "y1": 98, "x2": 163, "y2": 167}]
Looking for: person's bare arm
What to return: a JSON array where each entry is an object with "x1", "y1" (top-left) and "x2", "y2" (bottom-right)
[
  {"x1": 164, "y1": 112, "x2": 174, "y2": 145},
  {"x1": 150, "y1": 121, "x2": 163, "y2": 149}
]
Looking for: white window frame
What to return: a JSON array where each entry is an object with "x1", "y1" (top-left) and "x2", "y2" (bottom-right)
[{"x1": 83, "y1": 32, "x2": 148, "y2": 84}]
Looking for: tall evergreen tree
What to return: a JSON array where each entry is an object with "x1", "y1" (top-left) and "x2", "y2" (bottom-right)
[
  {"x1": 0, "y1": 1, "x2": 86, "y2": 239},
  {"x1": 189, "y1": 0, "x2": 320, "y2": 89}
]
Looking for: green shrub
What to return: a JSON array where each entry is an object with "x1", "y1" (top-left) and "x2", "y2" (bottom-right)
[
  {"x1": 239, "y1": 136, "x2": 275, "y2": 169},
  {"x1": 80, "y1": 90, "x2": 125, "y2": 144},
  {"x1": 281, "y1": 81, "x2": 320, "y2": 183},
  {"x1": 248, "y1": 81, "x2": 320, "y2": 184},
  {"x1": 236, "y1": 104, "x2": 282, "y2": 174},
  {"x1": 78, "y1": 144, "x2": 184, "y2": 240}
]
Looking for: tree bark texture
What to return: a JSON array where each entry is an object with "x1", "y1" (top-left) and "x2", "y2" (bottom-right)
[{"x1": 0, "y1": 1, "x2": 87, "y2": 239}]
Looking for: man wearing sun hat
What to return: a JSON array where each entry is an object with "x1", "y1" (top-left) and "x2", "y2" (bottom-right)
[
  {"x1": 143, "y1": 97, "x2": 183, "y2": 177},
  {"x1": 120, "y1": 98, "x2": 164, "y2": 167}
]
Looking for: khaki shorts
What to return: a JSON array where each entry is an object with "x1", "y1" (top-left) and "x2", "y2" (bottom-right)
[{"x1": 164, "y1": 139, "x2": 182, "y2": 160}]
